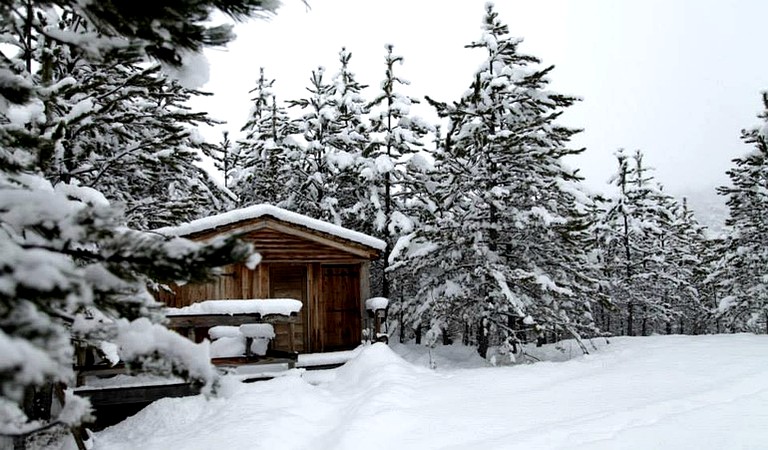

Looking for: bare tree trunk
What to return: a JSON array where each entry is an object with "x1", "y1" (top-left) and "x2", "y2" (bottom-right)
[
  {"x1": 477, "y1": 321, "x2": 488, "y2": 358},
  {"x1": 441, "y1": 326, "x2": 452, "y2": 345}
]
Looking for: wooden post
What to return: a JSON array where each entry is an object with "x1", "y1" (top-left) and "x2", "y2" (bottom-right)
[
  {"x1": 245, "y1": 337, "x2": 253, "y2": 358},
  {"x1": 258, "y1": 264, "x2": 270, "y2": 298},
  {"x1": 360, "y1": 261, "x2": 371, "y2": 302},
  {"x1": 75, "y1": 344, "x2": 87, "y2": 387},
  {"x1": 374, "y1": 311, "x2": 382, "y2": 339},
  {"x1": 287, "y1": 320, "x2": 296, "y2": 353}
]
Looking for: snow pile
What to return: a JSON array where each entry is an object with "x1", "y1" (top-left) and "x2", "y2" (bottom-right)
[
  {"x1": 95, "y1": 335, "x2": 768, "y2": 450},
  {"x1": 209, "y1": 325, "x2": 246, "y2": 358},
  {"x1": 365, "y1": 297, "x2": 389, "y2": 311},
  {"x1": 210, "y1": 336, "x2": 246, "y2": 358},
  {"x1": 166, "y1": 299, "x2": 302, "y2": 317},
  {"x1": 296, "y1": 347, "x2": 363, "y2": 368},
  {"x1": 328, "y1": 343, "x2": 428, "y2": 389},
  {"x1": 208, "y1": 324, "x2": 276, "y2": 358},
  {"x1": 114, "y1": 318, "x2": 215, "y2": 385},
  {"x1": 155, "y1": 204, "x2": 386, "y2": 250},
  {"x1": 208, "y1": 326, "x2": 241, "y2": 340},
  {"x1": 239, "y1": 324, "x2": 275, "y2": 339}
]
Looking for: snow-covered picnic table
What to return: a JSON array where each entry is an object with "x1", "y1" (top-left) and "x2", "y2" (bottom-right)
[{"x1": 165, "y1": 298, "x2": 304, "y2": 362}]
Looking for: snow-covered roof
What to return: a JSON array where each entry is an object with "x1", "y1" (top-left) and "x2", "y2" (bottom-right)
[{"x1": 155, "y1": 204, "x2": 386, "y2": 251}]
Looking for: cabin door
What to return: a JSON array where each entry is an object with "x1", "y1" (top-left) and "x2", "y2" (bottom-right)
[
  {"x1": 269, "y1": 264, "x2": 308, "y2": 353},
  {"x1": 319, "y1": 264, "x2": 361, "y2": 352}
]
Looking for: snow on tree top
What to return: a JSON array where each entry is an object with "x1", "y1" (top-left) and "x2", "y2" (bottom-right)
[
  {"x1": 165, "y1": 299, "x2": 303, "y2": 316},
  {"x1": 155, "y1": 204, "x2": 386, "y2": 251}
]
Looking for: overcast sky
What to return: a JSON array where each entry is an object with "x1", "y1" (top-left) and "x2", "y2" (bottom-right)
[{"x1": 190, "y1": 0, "x2": 768, "y2": 196}]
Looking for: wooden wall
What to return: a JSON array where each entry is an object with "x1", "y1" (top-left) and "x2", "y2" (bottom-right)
[{"x1": 157, "y1": 262, "x2": 269, "y2": 308}]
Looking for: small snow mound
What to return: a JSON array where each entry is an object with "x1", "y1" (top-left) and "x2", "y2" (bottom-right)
[
  {"x1": 330, "y1": 343, "x2": 425, "y2": 390},
  {"x1": 239, "y1": 323, "x2": 275, "y2": 339}
]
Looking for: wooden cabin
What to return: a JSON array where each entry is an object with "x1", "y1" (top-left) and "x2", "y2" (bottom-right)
[{"x1": 155, "y1": 205, "x2": 385, "y2": 354}]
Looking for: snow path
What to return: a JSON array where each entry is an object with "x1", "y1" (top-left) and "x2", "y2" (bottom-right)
[{"x1": 95, "y1": 335, "x2": 768, "y2": 449}]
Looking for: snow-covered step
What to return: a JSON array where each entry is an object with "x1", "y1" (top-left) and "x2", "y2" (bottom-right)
[{"x1": 296, "y1": 347, "x2": 363, "y2": 369}]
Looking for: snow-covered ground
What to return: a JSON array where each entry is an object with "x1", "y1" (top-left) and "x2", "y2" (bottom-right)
[{"x1": 94, "y1": 334, "x2": 768, "y2": 450}]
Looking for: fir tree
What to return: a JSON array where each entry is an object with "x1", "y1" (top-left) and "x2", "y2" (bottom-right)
[
  {"x1": 328, "y1": 47, "x2": 371, "y2": 229},
  {"x1": 395, "y1": 4, "x2": 600, "y2": 357},
  {"x1": 284, "y1": 66, "x2": 338, "y2": 221},
  {"x1": 716, "y1": 93, "x2": 768, "y2": 333},
  {"x1": 233, "y1": 67, "x2": 293, "y2": 207},
  {"x1": 9, "y1": 11, "x2": 235, "y2": 229},
  {"x1": 366, "y1": 44, "x2": 432, "y2": 299},
  {"x1": 203, "y1": 131, "x2": 241, "y2": 189},
  {"x1": 0, "y1": 0, "x2": 275, "y2": 441},
  {"x1": 285, "y1": 49, "x2": 370, "y2": 227},
  {"x1": 669, "y1": 198, "x2": 710, "y2": 334},
  {"x1": 597, "y1": 150, "x2": 702, "y2": 336}
]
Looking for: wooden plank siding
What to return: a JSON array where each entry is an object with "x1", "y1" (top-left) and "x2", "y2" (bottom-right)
[
  {"x1": 319, "y1": 265, "x2": 361, "y2": 352},
  {"x1": 269, "y1": 264, "x2": 308, "y2": 353}
]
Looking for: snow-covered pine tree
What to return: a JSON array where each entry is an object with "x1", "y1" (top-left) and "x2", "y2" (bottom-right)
[
  {"x1": 668, "y1": 198, "x2": 710, "y2": 334},
  {"x1": 23, "y1": 15, "x2": 234, "y2": 229},
  {"x1": 597, "y1": 149, "x2": 696, "y2": 336},
  {"x1": 203, "y1": 131, "x2": 242, "y2": 190},
  {"x1": 284, "y1": 66, "x2": 339, "y2": 221},
  {"x1": 233, "y1": 67, "x2": 293, "y2": 207},
  {"x1": 394, "y1": 3, "x2": 600, "y2": 357},
  {"x1": 584, "y1": 192, "x2": 616, "y2": 334},
  {"x1": 285, "y1": 49, "x2": 370, "y2": 227},
  {"x1": 0, "y1": 0, "x2": 274, "y2": 442},
  {"x1": 716, "y1": 92, "x2": 768, "y2": 333},
  {"x1": 328, "y1": 47, "x2": 371, "y2": 230},
  {"x1": 702, "y1": 233, "x2": 732, "y2": 333},
  {"x1": 365, "y1": 44, "x2": 432, "y2": 299}
]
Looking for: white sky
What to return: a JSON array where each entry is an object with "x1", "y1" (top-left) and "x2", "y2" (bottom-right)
[{"x1": 191, "y1": 0, "x2": 768, "y2": 195}]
